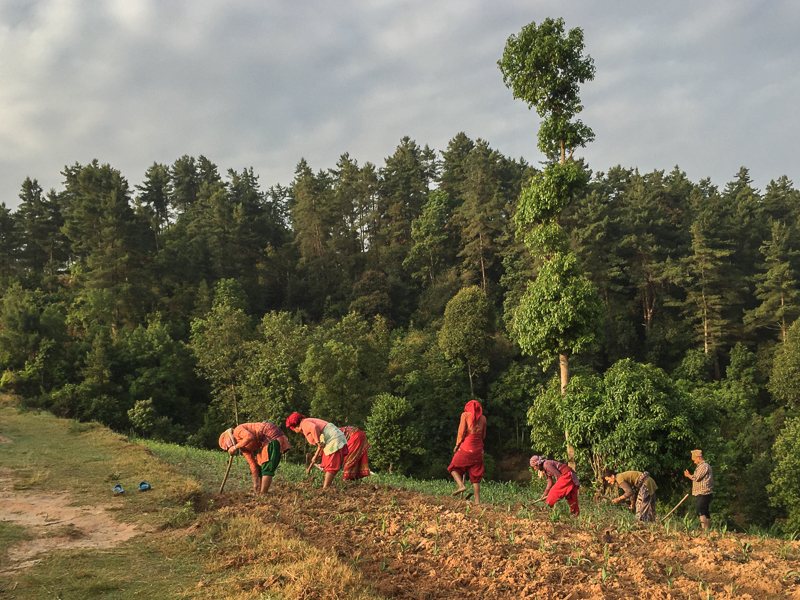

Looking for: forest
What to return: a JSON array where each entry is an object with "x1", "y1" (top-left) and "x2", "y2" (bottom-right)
[{"x1": 2, "y1": 19, "x2": 800, "y2": 534}]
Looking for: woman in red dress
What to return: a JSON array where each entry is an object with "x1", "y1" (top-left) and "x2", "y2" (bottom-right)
[
  {"x1": 340, "y1": 426, "x2": 371, "y2": 481},
  {"x1": 530, "y1": 455, "x2": 580, "y2": 516},
  {"x1": 447, "y1": 400, "x2": 486, "y2": 503}
]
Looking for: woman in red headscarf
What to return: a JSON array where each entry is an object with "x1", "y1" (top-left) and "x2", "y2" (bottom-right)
[{"x1": 447, "y1": 400, "x2": 486, "y2": 503}]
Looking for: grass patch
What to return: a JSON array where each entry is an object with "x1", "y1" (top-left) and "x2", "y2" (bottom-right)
[
  {"x1": 4, "y1": 537, "x2": 204, "y2": 599},
  {"x1": 0, "y1": 401, "x2": 385, "y2": 599},
  {"x1": 0, "y1": 406, "x2": 202, "y2": 527},
  {"x1": 0, "y1": 521, "x2": 31, "y2": 560}
]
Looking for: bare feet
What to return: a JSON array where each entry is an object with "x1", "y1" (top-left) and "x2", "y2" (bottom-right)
[{"x1": 451, "y1": 487, "x2": 466, "y2": 496}]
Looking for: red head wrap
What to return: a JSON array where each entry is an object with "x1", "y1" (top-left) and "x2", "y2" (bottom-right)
[
  {"x1": 286, "y1": 413, "x2": 306, "y2": 429},
  {"x1": 464, "y1": 400, "x2": 482, "y2": 426}
]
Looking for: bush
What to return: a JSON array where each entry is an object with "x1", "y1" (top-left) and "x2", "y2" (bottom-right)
[
  {"x1": 365, "y1": 394, "x2": 424, "y2": 476},
  {"x1": 768, "y1": 417, "x2": 800, "y2": 530}
]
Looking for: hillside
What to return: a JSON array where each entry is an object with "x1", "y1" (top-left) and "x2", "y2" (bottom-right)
[{"x1": 3, "y1": 403, "x2": 800, "y2": 599}]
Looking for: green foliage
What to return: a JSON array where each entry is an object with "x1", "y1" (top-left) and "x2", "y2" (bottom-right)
[
  {"x1": 190, "y1": 281, "x2": 256, "y2": 424},
  {"x1": 511, "y1": 253, "x2": 603, "y2": 365},
  {"x1": 517, "y1": 162, "x2": 590, "y2": 233},
  {"x1": 769, "y1": 417, "x2": 800, "y2": 530},
  {"x1": 439, "y1": 285, "x2": 492, "y2": 395},
  {"x1": 300, "y1": 313, "x2": 390, "y2": 426},
  {"x1": 530, "y1": 360, "x2": 702, "y2": 484},
  {"x1": 744, "y1": 221, "x2": 800, "y2": 342},
  {"x1": 404, "y1": 190, "x2": 452, "y2": 285},
  {"x1": 389, "y1": 328, "x2": 468, "y2": 476},
  {"x1": 365, "y1": 393, "x2": 424, "y2": 475},
  {"x1": 498, "y1": 17, "x2": 595, "y2": 160},
  {"x1": 241, "y1": 311, "x2": 309, "y2": 424},
  {"x1": 769, "y1": 318, "x2": 800, "y2": 407}
]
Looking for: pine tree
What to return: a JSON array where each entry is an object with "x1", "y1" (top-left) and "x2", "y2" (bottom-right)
[{"x1": 744, "y1": 221, "x2": 800, "y2": 343}]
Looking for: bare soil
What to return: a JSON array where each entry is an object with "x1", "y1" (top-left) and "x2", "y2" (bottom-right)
[
  {"x1": 0, "y1": 467, "x2": 139, "y2": 573},
  {"x1": 212, "y1": 482, "x2": 800, "y2": 600}
]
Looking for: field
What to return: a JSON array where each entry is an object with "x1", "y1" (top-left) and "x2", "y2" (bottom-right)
[{"x1": 3, "y1": 402, "x2": 800, "y2": 599}]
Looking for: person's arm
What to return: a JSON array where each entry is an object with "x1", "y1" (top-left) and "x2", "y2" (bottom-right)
[
  {"x1": 692, "y1": 463, "x2": 709, "y2": 482},
  {"x1": 242, "y1": 451, "x2": 260, "y2": 492},
  {"x1": 454, "y1": 413, "x2": 467, "y2": 453},
  {"x1": 541, "y1": 462, "x2": 555, "y2": 497},
  {"x1": 613, "y1": 480, "x2": 634, "y2": 508},
  {"x1": 306, "y1": 444, "x2": 324, "y2": 473},
  {"x1": 230, "y1": 426, "x2": 256, "y2": 454},
  {"x1": 481, "y1": 416, "x2": 487, "y2": 441}
]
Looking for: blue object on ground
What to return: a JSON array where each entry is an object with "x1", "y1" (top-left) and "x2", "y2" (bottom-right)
[
  {"x1": 112, "y1": 484, "x2": 124, "y2": 494},
  {"x1": 138, "y1": 481, "x2": 151, "y2": 491}
]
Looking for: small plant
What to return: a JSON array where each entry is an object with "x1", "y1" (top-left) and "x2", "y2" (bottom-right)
[
  {"x1": 349, "y1": 553, "x2": 370, "y2": 567},
  {"x1": 736, "y1": 539, "x2": 752, "y2": 563},
  {"x1": 380, "y1": 560, "x2": 393, "y2": 574},
  {"x1": 729, "y1": 580, "x2": 739, "y2": 594}
]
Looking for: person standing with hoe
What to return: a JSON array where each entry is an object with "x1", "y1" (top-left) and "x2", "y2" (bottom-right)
[
  {"x1": 684, "y1": 449, "x2": 714, "y2": 530},
  {"x1": 447, "y1": 400, "x2": 486, "y2": 503}
]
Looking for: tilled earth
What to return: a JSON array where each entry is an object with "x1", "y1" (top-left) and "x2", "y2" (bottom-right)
[{"x1": 212, "y1": 482, "x2": 800, "y2": 599}]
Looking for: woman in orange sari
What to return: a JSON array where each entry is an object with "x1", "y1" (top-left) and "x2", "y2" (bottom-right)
[
  {"x1": 340, "y1": 426, "x2": 371, "y2": 481},
  {"x1": 447, "y1": 400, "x2": 486, "y2": 503}
]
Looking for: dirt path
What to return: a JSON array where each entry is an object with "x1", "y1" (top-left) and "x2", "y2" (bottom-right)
[
  {"x1": 0, "y1": 467, "x2": 139, "y2": 573},
  {"x1": 212, "y1": 482, "x2": 800, "y2": 599}
]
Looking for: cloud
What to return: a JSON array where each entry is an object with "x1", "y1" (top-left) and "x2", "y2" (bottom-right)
[{"x1": 0, "y1": 0, "x2": 797, "y2": 207}]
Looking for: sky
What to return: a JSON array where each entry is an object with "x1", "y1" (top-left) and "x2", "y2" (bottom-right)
[{"x1": 0, "y1": 0, "x2": 798, "y2": 209}]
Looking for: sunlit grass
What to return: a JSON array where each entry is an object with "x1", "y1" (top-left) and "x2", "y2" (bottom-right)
[{"x1": 0, "y1": 403, "x2": 385, "y2": 599}]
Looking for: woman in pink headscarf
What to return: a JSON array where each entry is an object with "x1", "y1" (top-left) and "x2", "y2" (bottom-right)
[{"x1": 447, "y1": 400, "x2": 486, "y2": 503}]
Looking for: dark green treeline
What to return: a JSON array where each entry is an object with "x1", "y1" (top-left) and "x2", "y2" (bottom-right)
[{"x1": 2, "y1": 138, "x2": 800, "y2": 530}]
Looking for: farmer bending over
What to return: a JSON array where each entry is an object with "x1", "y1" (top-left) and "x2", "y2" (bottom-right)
[
  {"x1": 286, "y1": 413, "x2": 349, "y2": 489},
  {"x1": 603, "y1": 468, "x2": 658, "y2": 522},
  {"x1": 340, "y1": 426, "x2": 371, "y2": 481},
  {"x1": 530, "y1": 455, "x2": 580, "y2": 516},
  {"x1": 218, "y1": 422, "x2": 290, "y2": 494}
]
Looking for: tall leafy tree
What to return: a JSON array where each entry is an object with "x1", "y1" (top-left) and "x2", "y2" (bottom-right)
[
  {"x1": 744, "y1": 221, "x2": 800, "y2": 343},
  {"x1": 16, "y1": 178, "x2": 67, "y2": 289},
  {"x1": 664, "y1": 223, "x2": 736, "y2": 358},
  {"x1": 453, "y1": 140, "x2": 508, "y2": 293},
  {"x1": 60, "y1": 161, "x2": 153, "y2": 332},
  {"x1": 300, "y1": 313, "x2": 390, "y2": 425},
  {"x1": 190, "y1": 279, "x2": 255, "y2": 425},
  {"x1": 136, "y1": 163, "x2": 172, "y2": 238},
  {"x1": 439, "y1": 285, "x2": 492, "y2": 396},
  {"x1": 403, "y1": 190, "x2": 452, "y2": 286},
  {"x1": 499, "y1": 17, "x2": 603, "y2": 465},
  {"x1": 0, "y1": 203, "x2": 19, "y2": 280}
]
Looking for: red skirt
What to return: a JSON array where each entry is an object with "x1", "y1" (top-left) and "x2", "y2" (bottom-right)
[
  {"x1": 343, "y1": 429, "x2": 370, "y2": 480},
  {"x1": 321, "y1": 445, "x2": 349, "y2": 473},
  {"x1": 447, "y1": 448, "x2": 484, "y2": 483},
  {"x1": 546, "y1": 471, "x2": 580, "y2": 516}
]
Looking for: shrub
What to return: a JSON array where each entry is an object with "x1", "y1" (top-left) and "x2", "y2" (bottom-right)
[{"x1": 365, "y1": 394, "x2": 424, "y2": 475}]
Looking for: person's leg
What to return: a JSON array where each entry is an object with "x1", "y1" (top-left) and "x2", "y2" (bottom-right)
[
  {"x1": 450, "y1": 469, "x2": 466, "y2": 494},
  {"x1": 696, "y1": 494, "x2": 711, "y2": 529},
  {"x1": 323, "y1": 471, "x2": 336, "y2": 489},
  {"x1": 472, "y1": 481, "x2": 480, "y2": 504},
  {"x1": 259, "y1": 441, "x2": 281, "y2": 494},
  {"x1": 566, "y1": 485, "x2": 580, "y2": 516}
]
